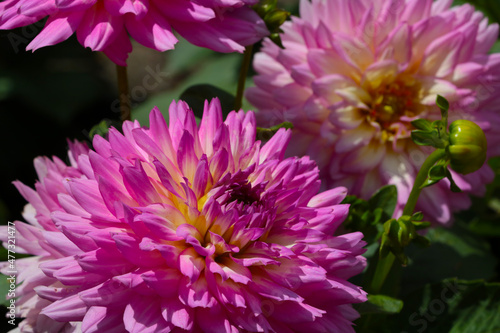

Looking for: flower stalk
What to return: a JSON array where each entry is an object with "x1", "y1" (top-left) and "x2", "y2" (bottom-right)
[
  {"x1": 234, "y1": 45, "x2": 253, "y2": 111},
  {"x1": 116, "y1": 64, "x2": 131, "y2": 122},
  {"x1": 369, "y1": 149, "x2": 445, "y2": 294},
  {"x1": 369, "y1": 96, "x2": 487, "y2": 295}
]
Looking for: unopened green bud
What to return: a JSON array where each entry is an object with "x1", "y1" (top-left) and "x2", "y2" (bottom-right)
[
  {"x1": 264, "y1": 9, "x2": 290, "y2": 32},
  {"x1": 379, "y1": 214, "x2": 430, "y2": 265},
  {"x1": 253, "y1": 0, "x2": 277, "y2": 17},
  {"x1": 447, "y1": 119, "x2": 487, "y2": 174}
]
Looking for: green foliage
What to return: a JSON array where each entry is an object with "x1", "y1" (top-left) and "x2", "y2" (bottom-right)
[
  {"x1": 253, "y1": 0, "x2": 290, "y2": 48},
  {"x1": 403, "y1": 223, "x2": 498, "y2": 288},
  {"x1": 131, "y1": 38, "x2": 243, "y2": 125},
  {"x1": 0, "y1": 274, "x2": 12, "y2": 307},
  {"x1": 379, "y1": 213, "x2": 431, "y2": 266},
  {"x1": 179, "y1": 84, "x2": 235, "y2": 120},
  {"x1": 87, "y1": 119, "x2": 121, "y2": 140},
  {"x1": 255, "y1": 122, "x2": 293, "y2": 142},
  {"x1": 410, "y1": 96, "x2": 449, "y2": 148},
  {"x1": 343, "y1": 185, "x2": 397, "y2": 247},
  {"x1": 394, "y1": 279, "x2": 500, "y2": 333},
  {"x1": 357, "y1": 294, "x2": 404, "y2": 315},
  {"x1": 421, "y1": 162, "x2": 461, "y2": 192},
  {"x1": 453, "y1": 0, "x2": 500, "y2": 25}
]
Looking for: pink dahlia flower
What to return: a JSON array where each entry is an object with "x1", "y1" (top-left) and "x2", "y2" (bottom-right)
[
  {"x1": 0, "y1": 0, "x2": 268, "y2": 65},
  {"x1": 247, "y1": 0, "x2": 500, "y2": 224},
  {"x1": 1, "y1": 99, "x2": 366, "y2": 332}
]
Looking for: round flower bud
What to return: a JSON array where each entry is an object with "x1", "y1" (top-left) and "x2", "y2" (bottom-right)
[{"x1": 448, "y1": 120, "x2": 487, "y2": 174}]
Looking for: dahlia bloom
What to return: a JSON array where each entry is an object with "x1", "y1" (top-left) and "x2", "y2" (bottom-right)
[
  {"x1": 1, "y1": 99, "x2": 366, "y2": 332},
  {"x1": 247, "y1": 0, "x2": 500, "y2": 224},
  {"x1": 0, "y1": 0, "x2": 268, "y2": 65}
]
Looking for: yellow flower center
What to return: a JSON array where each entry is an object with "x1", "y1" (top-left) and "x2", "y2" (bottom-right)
[{"x1": 364, "y1": 73, "x2": 424, "y2": 142}]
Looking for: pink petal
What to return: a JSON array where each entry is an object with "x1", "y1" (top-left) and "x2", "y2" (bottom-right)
[
  {"x1": 125, "y1": 6, "x2": 178, "y2": 52},
  {"x1": 76, "y1": 4, "x2": 124, "y2": 50}
]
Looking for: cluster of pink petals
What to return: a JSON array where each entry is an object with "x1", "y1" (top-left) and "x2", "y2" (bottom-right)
[
  {"x1": 0, "y1": 0, "x2": 268, "y2": 64},
  {"x1": 247, "y1": 0, "x2": 500, "y2": 224},
  {"x1": 1, "y1": 99, "x2": 366, "y2": 332}
]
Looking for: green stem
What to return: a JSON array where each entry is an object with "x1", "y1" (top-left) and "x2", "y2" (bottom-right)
[
  {"x1": 116, "y1": 64, "x2": 131, "y2": 122},
  {"x1": 402, "y1": 149, "x2": 447, "y2": 216},
  {"x1": 369, "y1": 148, "x2": 446, "y2": 294},
  {"x1": 369, "y1": 253, "x2": 395, "y2": 295},
  {"x1": 234, "y1": 45, "x2": 253, "y2": 111}
]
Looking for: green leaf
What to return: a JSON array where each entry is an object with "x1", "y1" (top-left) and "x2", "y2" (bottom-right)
[
  {"x1": 0, "y1": 274, "x2": 12, "y2": 307},
  {"x1": 356, "y1": 294, "x2": 404, "y2": 315},
  {"x1": 368, "y1": 185, "x2": 397, "y2": 219},
  {"x1": 395, "y1": 279, "x2": 500, "y2": 333},
  {"x1": 179, "y1": 84, "x2": 235, "y2": 119},
  {"x1": 467, "y1": 218, "x2": 500, "y2": 237},
  {"x1": 402, "y1": 223, "x2": 498, "y2": 289},
  {"x1": 342, "y1": 195, "x2": 384, "y2": 247}
]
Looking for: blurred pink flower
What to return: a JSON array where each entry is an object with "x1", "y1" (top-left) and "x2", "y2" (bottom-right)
[
  {"x1": 0, "y1": 0, "x2": 268, "y2": 65},
  {"x1": 1, "y1": 99, "x2": 366, "y2": 332},
  {"x1": 247, "y1": 0, "x2": 500, "y2": 224}
]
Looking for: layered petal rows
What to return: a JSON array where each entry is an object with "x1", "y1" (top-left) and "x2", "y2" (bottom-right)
[
  {"x1": 1, "y1": 99, "x2": 366, "y2": 332},
  {"x1": 0, "y1": 0, "x2": 269, "y2": 64},
  {"x1": 247, "y1": 0, "x2": 500, "y2": 224}
]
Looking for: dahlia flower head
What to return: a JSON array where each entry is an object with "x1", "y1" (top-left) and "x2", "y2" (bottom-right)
[
  {"x1": 1, "y1": 99, "x2": 367, "y2": 332},
  {"x1": 247, "y1": 0, "x2": 500, "y2": 224},
  {"x1": 0, "y1": 0, "x2": 268, "y2": 65}
]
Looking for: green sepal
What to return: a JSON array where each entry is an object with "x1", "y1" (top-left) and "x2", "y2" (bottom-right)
[
  {"x1": 252, "y1": 0, "x2": 277, "y2": 17},
  {"x1": 379, "y1": 212, "x2": 431, "y2": 265},
  {"x1": 253, "y1": 0, "x2": 290, "y2": 48},
  {"x1": 413, "y1": 235, "x2": 431, "y2": 247},
  {"x1": 411, "y1": 128, "x2": 447, "y2": 148},
  {"x1": 379, "y1": 234, "x2": 391, "y2": 259},
  {"x1": 412, "y1": 221, "x2": 431, "y2": 230},
  {"x1": 411, "y1": 211, "x2": 424, "y2": 221},
  {"x1": 264, "y1": 9, "x2": 290, "y2": 32},
  {"x1": 393, "y1": 246, "x2": 408, "y2": 266},
  {"x1": 411, "y1": 118, "x2": 434, "y2": 131},
  {"x1": 445, "y1": 168, "x2": 462, "y2": 193},
  {"x1": 269, "y1": 33, "x2": 285, "y2": 49},
  {"x1": 420, "y1": 163, "x2": 447, "y2": 188}
]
